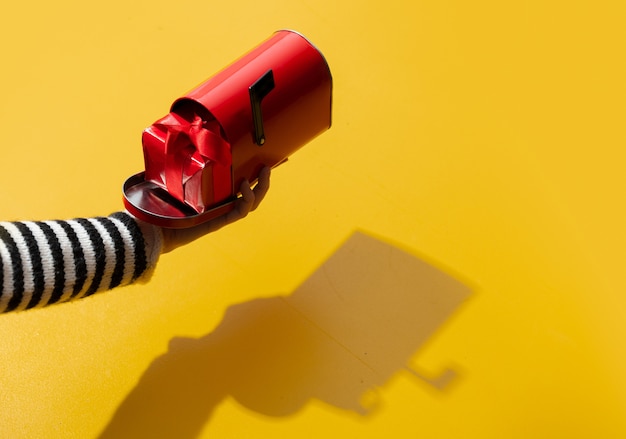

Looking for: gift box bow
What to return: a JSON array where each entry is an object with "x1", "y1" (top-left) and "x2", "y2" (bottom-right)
[{"x1": 153, "y1": 112, "x2": 232, "y2": 204}]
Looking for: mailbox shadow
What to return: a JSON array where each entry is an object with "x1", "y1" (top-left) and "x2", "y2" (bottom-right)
[{"x1": 98, "y1": 231, "x2": 472, "y2": 438}]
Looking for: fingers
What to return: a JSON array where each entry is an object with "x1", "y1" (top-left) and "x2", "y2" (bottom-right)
[
  {"x1": 160, "y1": 167, "x2": 271, "y2": 253},
  {"x1": 251, "y1": 166, "x2": 271, "y2": 211},
  {"x1": 225, "y1": 179, "x2": 255, "y2": 223},
  {"x1": 226, "y1": 166, "x2": 271, "y2": 221}
]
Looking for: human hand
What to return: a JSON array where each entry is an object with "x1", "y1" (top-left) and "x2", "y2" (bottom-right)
[{"x1": 160, "y1": 166, "x2": 271, "y2": 253}]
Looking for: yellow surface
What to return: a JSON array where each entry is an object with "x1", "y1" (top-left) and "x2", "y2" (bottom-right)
[{"x1": 1, "y1": 1, "x2": 625, "y2": 437}]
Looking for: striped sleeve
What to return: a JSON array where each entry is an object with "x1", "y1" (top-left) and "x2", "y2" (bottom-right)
[{"x1": 0, "y1": 212, "x2": 162, "y2": 313}]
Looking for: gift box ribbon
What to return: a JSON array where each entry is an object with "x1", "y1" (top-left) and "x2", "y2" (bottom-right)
[{"x1": 153, "y1": 112, "x2": 232, "y2": 203}]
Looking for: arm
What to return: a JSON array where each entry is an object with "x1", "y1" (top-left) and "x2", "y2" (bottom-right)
[
  {"x1": 0, "y1": 168, "x2": 270, "y2": 313},
  {"x1": 0, "y1": 212, "x2": 160, "y2": 312}
]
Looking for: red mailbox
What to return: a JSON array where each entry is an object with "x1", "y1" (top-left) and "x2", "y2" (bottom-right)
[{"x1": 124, "y1": 30, "x2": 332, "y2": 228}]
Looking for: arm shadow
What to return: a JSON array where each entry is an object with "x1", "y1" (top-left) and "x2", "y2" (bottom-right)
[{"x1": 98, "y1": 231, "x2": 473, "y2": 438}]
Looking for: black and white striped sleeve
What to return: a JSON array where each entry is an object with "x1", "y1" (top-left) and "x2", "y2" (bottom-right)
[{"x1": 0, "y1": 212, "x2": 162, "y2": 313}]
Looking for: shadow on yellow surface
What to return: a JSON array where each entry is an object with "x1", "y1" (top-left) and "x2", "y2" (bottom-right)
[{"x1": 98, "y1": 231, "x2": 471, "y2": 438}]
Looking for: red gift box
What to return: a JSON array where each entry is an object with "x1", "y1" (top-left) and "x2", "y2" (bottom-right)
[
  {"x1": 124, "y1": 30, "x2": 332, "y2": 228},
  {"x1": 142, "y1": 112, "x2": 232, "y2": 212}
]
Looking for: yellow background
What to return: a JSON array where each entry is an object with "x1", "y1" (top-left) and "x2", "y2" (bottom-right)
[{"x1": 1, "y1": 1, "x2": 625, "y2": 437}]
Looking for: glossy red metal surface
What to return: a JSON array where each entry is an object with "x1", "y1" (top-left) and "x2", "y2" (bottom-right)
[
  {"x1": 123, "y1": 172, "x2": 238, "y2": 228},
  {"x1": 124, "y1": 30, "x2": 332, "y2": 228}
]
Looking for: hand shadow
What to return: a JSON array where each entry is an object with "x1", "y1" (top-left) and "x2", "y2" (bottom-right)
[{"x1": 98, "y1": 231, "x2": 472, "y2": 438}]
